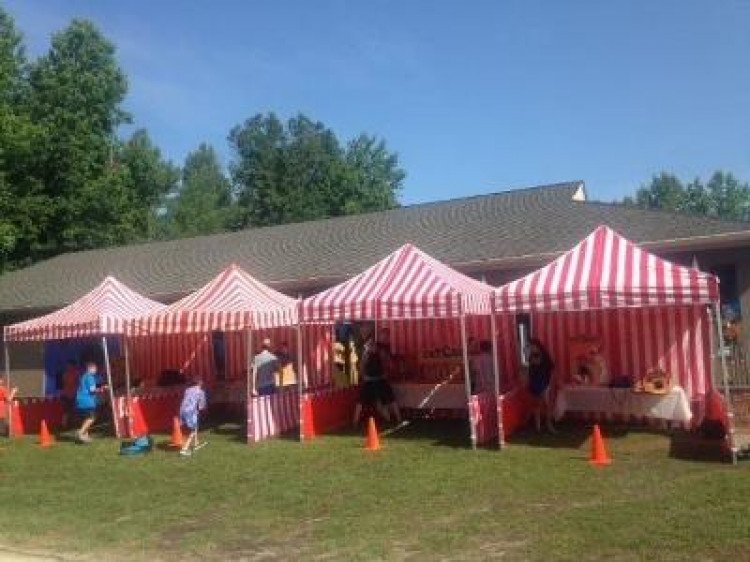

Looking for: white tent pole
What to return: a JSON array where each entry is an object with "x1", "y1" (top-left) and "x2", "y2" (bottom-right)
[
  {"x1": 490, "y1": 311, "x2": 504, "y2": 449},
  {"x1": 4, "y1": 340, "x2": 12, "y2": 438},
  {"x1": 123, "y1": 336, "x2": 132, "y2": 437},
  {"x1": 296, "y1": 300, "x2": 304, "y2": 442},
  {"x1": 124, "y1": 336, "x2": 132, "y2": 403},
  {"x1": 246, "y1": 328, "x2": 254, "y2": 400},
  {"x1": 713, "y1": 303, "x2": 737, "y2": 464},
  {"x1": 101, "y1": 336, "x2": 119, "y2": 438},
  {"x1": 460, "y1": 312, "x2": 477, "y2": 450}
]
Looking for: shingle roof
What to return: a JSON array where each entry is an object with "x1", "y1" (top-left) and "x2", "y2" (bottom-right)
[{"x1": 1, "y1": 180, "x2": 749, "y2": 314}]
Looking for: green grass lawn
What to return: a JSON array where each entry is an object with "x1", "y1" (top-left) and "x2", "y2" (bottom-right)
[{"x1": 0, "y1": 421, "x2": 748, "y2": 561}]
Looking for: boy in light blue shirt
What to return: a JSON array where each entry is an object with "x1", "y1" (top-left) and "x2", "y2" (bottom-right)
[
  {"x1": 76, "y1": 362, "x2": 104, "y2": 443},
  {"x1": 180, "y1": 377, "x2": 207, "y2": 457}
]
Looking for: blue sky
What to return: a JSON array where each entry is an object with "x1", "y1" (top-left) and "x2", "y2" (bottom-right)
[{"x1": 5, "y1": 1, "x2": 750, "y2": 204}]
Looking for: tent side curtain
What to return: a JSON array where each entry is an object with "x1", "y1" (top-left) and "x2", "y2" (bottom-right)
[
  {"x1": 302, "y1": 243, "x2": 493, "y2": 322},
  {"x1": 529, "y1": 305, "x2": 712, "y2": 400},
  {"x1": 379, "y1": 316, "x2": 521, "y2": 392},
  {"x1": 126, "y1": 324, "x2": 333, "y2": 389},
  {"x1": 495, "y1": 225, "x2": 719, "y2": 313},
  {"x1": 4, "y1": 276, "x2": 166, "y2": 342},
  {"x1": 127, "y1": 264, "x2": 299, "y2": 336}
]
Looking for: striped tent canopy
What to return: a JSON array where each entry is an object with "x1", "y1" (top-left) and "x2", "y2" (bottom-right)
[
  {"x1": 302, "y1": 243, "x2": 493, "y2": 322},
  {"x1": 4, "y1": 276, "x2": 166, "y2": 342},
  {"x1": 129, "y1": 264, "x2": 298, "y2": 335},
  {"x1": 494, "y1": 225, "x2": 719, "y2": 313}
]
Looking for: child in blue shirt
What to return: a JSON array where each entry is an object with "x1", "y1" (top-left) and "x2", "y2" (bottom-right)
[
  {"x1": 179, "y1": 377, "x2": 207, "y2": 457},
  {"x1": 76, "y1": 361, "x2": 104, "y2": 443}
]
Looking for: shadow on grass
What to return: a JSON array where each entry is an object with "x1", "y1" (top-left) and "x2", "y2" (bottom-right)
[
  {"x1": 508, "y1": 422, "x2": 590, "y2": 450},
  {"x1": 668, "y1": 431, "x2": 730, "y2": 464}
]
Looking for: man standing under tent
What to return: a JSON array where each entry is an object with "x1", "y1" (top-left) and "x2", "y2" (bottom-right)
[{"x1": 251, "y1": 338, "x2": 279, "y2": 396}]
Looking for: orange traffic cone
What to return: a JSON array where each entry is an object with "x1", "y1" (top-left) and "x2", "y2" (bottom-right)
[
  {"x1": 129, "y1": 399, "x2": 148, "y2": 438},
  {"x1": 39, "y1": 419, "x2": 55, "y2": 448},
  {"x1": 302, "y1": 397, "x2": 316, "y2": 440},
  {"x1": 589, "y1": 424, "x2": 612, "y2": 466},
  {"x1": 169, "y1": 416, "x2": 183, "y2": 448},
  {"x1": 364, "y1": 416, "x2": 381, "y2": 451}
]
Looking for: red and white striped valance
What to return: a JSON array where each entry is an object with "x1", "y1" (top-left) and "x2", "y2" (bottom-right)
[
  {"x1": 495, "y1": 225, "x2": 719, "y2": 313},
  {"x1": 302, "y1": 243, "x2": 493, "y2": 322},
  {"x1": 129, "y1": 264, "x2": 298, "y2": 335},
  {"x1": 4, "y1": 277, "x2": 166, "y2": 342}
]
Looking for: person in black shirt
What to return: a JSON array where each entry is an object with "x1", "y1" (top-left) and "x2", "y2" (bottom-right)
[
  {"x1": 352, "y1": 336, "x2": 401, "y2": 426},
  {"x1": 527, "y1": 338, "x2": 557, "y2": 434}
]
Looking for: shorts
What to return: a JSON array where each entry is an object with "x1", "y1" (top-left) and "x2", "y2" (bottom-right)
[
  {"x1": 360, "y1": 380, "x2": 395, "y2": 407},
  {"x1": 258, "y1": 385, "x2": 276, "y2": 396},
  {"x1": 77, "y1": 408, "x2": 96, "y2": 421},
  {"x1": 61, "y1": 396, "x2": 75, "y2": 413},
  {"x1": 180, "y1": 411, "x2": 198, "y2": 431}
]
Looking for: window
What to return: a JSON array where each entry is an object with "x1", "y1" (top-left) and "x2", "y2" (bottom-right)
[{"x1": 712, "y1": 264, "x2": 740, "y2": 321}]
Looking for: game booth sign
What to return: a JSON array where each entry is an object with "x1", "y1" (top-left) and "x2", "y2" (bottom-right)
[
  {"x1": 2, "y1": 276, "x2": 167, "y2": 438},
  {"x1": 301, "y1": 243, "x2": 503, "y2": 449},
  {"x1": 494, "y1": 225, "x2": 737, "y2": 462},
  {"x1": 124, "y1": 263, "x2": 309, "y2": 443}
]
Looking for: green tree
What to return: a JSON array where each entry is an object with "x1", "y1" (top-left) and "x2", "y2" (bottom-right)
[
  {"x1": 117, "y1": 129, "x2": 180, "y2": 238},
  {"x1": 705, "y1": 171, "x2": 750, "y2": 222},
  {"x1": 625, "y1": 171, "x2": 750, "y2": 222},
  {"x1": 0, "y1": 8, "x2": 48, "y2": 271},
  {"x1": 630, "y1": 172, "x2": 685, "y2": 212},
  {"x1": 167, "y1": 143, "x2": 232, "y2": 237},
  {"x1": 229, "y1": 112, "x2": 403, "y2": 228},
  {"x1": 27, "y1": 19, "x2": 129, "y2": 256}
]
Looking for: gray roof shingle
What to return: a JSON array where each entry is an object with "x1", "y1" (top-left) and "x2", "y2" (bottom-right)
[{"x1": 1, "y1": 180, "x2": 749, "y2": 314}]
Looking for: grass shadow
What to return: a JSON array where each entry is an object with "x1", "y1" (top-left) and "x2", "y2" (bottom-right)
[
  {"x1": 377, "y1": 418, "x2": 473, "y2": 449},
  {"x1": 508, "y1": 422, "x2": 590, "y2": 450},
  {"x1": 668, "y1": 431, "x2": 731, "y2": 464}
]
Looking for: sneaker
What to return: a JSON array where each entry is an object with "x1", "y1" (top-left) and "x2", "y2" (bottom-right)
[{"x1": 179, "y1": 449, "x2": 192, "y2": 457}]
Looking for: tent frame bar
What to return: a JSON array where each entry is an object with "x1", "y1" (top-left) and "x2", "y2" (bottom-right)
[
  {"x1": 101, "y1": 336, "x2": 119, "y2": 438},
  {"x1": 713, "y1": 303, "x2": 738, "y2": 464}
]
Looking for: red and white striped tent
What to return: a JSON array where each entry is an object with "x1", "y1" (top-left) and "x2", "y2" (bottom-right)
[
  {"x1": 303, "y1": 243, "x2": 498, "y2": 449},
  {"x1": 302, "y1": 243, "x2": 493, "y2": 322},
  {"x1": 3, "y1": 276, "x2": 166, "y2": 342},
  {"x1": 128, "y1": 263, "x2": 298, "y2": 335},
  {"x1": 3, "y1": 276, "x2": 166, "y2": 438},
  {"x1": 494, "y1": 225, "x2": 721, "y2": 401},
  {"x1": 495, "y1": 224, "x2": 719, "y2": 313}
]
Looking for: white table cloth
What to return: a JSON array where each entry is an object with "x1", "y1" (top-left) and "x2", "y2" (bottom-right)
[
  {"x1": 553, "y1": 385, "x2": 692, "y2": 423},
  {"x1": 393, "y1": 383, "x2": 467, "y2": 409}
]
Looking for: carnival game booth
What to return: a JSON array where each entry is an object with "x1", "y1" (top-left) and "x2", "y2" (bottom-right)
[
  {"x1": 302, "y1": 243, "x2": 501, "y2": 449},
  {"x1": 494, "y1": 225, "x2": 731, "y2": 448},
  {"x1": 3, "y1": 276, "x2": 166, "y2": 437},
  {"x1": 125, "y1": 264, "x2": 303, "y2": 443}
]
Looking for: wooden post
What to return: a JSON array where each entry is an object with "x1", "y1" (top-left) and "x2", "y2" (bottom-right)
[{"x1": 101, "y1": 337, "x2": 120, "y2": 438}]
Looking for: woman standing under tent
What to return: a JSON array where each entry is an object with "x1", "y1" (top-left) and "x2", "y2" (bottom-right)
[
  {"x1": 352, "y1": 335, "x2": 401, "y2": 426},
  {"x1": 527, "y1": 338, "x2": 556, "y2": 434}
]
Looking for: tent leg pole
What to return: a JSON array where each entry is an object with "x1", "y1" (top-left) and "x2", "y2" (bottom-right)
[
  {"x1": 246, "y1": 328, "x2": 254, "y2": 444},
  {"x1": 296, "y1": 318, "x2": 304, "y2": 442},
  {"x1": 4, "y1": 341, "x2": 12, "y2": 438},
  {"x1": 124, "y1": 336, "x2": 132, "y2": 438},
  {"x1": 460, "y1": 314, "x2": 477, "y2": 450},
  {"x1": 713, "y1": 303, "x2": 738, "y2": 464},
  {"x1": 101, "y1": 337, "x2": 119, "y2": 438},
  {"x1": 490, "y1": 312, "x2": 504, "y2": 449}
]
